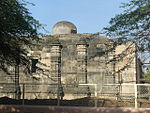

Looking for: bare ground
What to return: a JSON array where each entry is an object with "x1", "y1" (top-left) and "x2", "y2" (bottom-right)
[{"x1": 0, "y1": 97, "x2": 149, "y2": 108}]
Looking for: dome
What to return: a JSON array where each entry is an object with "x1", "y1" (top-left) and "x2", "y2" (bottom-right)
[{"x1": 52, "y1": 21, "x2": 77, "y2": 35}]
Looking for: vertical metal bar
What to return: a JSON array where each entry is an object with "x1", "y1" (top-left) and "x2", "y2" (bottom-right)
[
  {"x1": 15, "y1": 48, "x2": 21, "y2": 100},
  {"x1": 85, "y1": 45, "x2": 88, "y2": 84},
  {"x1": 94, "y1": 84, "x2": 97, "y2": 107},
  {"x1": 15, "y1": 64, "x2": 20, "y2": 99},
  {"x1": 22, "y1": 83, "x2": 25, "y2": 105},
  {"x1": 113, "y1": 43, "x2": 116, "y2": 83},
  {"x1": 134, "y1": 84, "x2": 137, "y2": 108},
  {"x1": 57, "y1": 83, "x2": 60, "y2": 106}
]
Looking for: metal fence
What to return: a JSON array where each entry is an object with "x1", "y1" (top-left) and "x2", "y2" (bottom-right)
[
  {"x1": 0, "y1": 83, "x2": 150, "y2": 108},
  {"x1": 100, "y1": 84, "x2": 150, "y2": 108}
]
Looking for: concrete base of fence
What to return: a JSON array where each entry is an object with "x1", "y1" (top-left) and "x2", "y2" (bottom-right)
[{"x1": 0, "y1": 105, "x2": 150, "y2": 113}]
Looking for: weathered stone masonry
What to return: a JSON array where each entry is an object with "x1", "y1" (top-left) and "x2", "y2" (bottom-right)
[{"x1": 0, "y1": 21, "x2": 141, "y2": 99}]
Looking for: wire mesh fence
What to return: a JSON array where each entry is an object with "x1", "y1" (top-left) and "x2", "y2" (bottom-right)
[
  {"x1": 137, "y1": 84, "x2": 150, "y2": 108},
  {"x1": 99, "y1": 84, "x2": 150, "y2": 108},
  {"x1": 0, "y1": 83, "x2": 150, "y2": 108},
  {"x1": 0, "y1": 83, "x2": 97, "y2": 107}
]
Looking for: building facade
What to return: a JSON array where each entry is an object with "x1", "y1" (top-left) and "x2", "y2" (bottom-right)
[{"x1": 0, "y1": 21, "x2": 140, "y2": 99}]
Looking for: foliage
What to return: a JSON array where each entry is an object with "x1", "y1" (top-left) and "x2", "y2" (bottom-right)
[
  {"x1": 0, "y1": 0, "x2": 41, "y2": 70},
  {"x1": 144, "y1": 69, "x2": 150, "y2": 83},
  {"x1": 104, "y1": 0, "x2": 150, "y2": 53}
]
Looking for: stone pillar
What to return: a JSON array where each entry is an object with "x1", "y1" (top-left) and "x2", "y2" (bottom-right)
[
  {"x1": 50, "y1": 42, "x2": 64, "y2": 100},
  {"x1": 77, "y1": 39, "x2": 90, "y2": 97},
  {"x1": 76, "y1": 39, "x2": 89, "y2": 84},
  {"x1": 50, "y1": 43, "x2": 62, "y2": 83}
]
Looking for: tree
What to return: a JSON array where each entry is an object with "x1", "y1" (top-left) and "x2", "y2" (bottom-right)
[
  {"x1": 103, "y1": 0, "x2": 150, "y2": 83},
  {"x1": 104, "y1": 0, "x2": 150, "y2": 57},
  {"x1": 0, "y1": 0, "x2": 41, "y2": 71},
  {"x1": 144, "y1": 69, "x2": 150, "y2": 83}
]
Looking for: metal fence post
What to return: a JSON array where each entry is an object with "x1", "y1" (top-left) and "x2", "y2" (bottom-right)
[
  {"x1": 94, "y1": 84, "x2": 97, "y2": 107},
  {"x1": 57, "y1": 84, "x2": 60, "y2": 106},
  {"x1": 22, "y1": 83, "x2": 25, "y2": 106},
  {"x1": 134, "y1": 84, "x2": 137, "y2": 108}
]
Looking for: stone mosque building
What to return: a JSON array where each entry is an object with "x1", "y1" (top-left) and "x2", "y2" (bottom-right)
[{"x1": 0, "y1": 21, "x2": 142, "y2": 99}]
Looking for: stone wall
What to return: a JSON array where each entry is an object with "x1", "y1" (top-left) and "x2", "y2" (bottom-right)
[{"x1": 0, "y1": 34, "x2": 138, "y2": 99}]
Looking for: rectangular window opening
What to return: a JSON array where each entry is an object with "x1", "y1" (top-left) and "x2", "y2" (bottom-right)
[{"x1": 31, "y1": 59, "x2": 38, "y2": 73}]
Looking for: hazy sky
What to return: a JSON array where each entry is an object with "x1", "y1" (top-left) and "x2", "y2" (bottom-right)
[{"x1": 27, "y1": 0, "x2": 129, "y2": 34}]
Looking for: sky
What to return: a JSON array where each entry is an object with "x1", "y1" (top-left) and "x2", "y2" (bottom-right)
[{"x1": 27, "y1": 0, "x2": 130, "y2": 35}]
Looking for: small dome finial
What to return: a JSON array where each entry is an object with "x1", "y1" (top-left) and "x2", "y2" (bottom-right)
[{"x1": 52, "y1": 21, "x2": 77, "y2": 35}]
